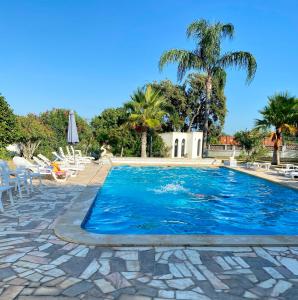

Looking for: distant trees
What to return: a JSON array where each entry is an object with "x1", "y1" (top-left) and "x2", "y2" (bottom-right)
[
  {"x1": 159, "y1": 19, "x2": 257, "y2": 155},
  {"x1": 151, "y1": 74, "x2": 226, "y2": 140},
  {"x1": 40, "y1": 108, "x2": 93, "y2": 157},
  {"x1": 91, "y1": 107, "x2": 141, "y2": 157},
  {"x1": 0, "y1": 94, "x2": 17, "y2": 158},
  {"x1": 234, "y1": 129, "x2": 268, "y2": 162},
  {"x1": 256, "y1": 92, "x2": 298, "y2": 165},
  {"x1": 16, "y1": 114, "x2": 53, "y2": 159}
]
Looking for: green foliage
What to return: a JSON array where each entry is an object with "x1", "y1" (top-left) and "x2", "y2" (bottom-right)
[
  {"x1": 151, "y1": 80, "x2": 188, "y2": 132},
  {"x1": 16, "y1": 114, "x2": 54, "y2": 159},
  {"x1": 0, "y1": 148, "x2": 13, "y2": 160},
  {"x1": 40, "y1": 108, "x2": 93, "y2": 156},
  {"x1": 125, "y1": 86, "x2": 168, "y2": 132},
  {"x1": 159, "y1": 19, "x2": 257, "y2": 151},
  {"x1": 187, "y1": 73, "x2": 227, "y2": 136},
  {"x1": 159, "y1": 19, "x2": 257, "y2": 83},
  {"x1": 0, "y1": 94, "x2": 17, "y2": 150},
  {"x1": 256, "y1": 92, "x2": 298, "y2": 131},
  {"x1": 151, "y1": 74, "x2": 227, "y2": 141},
  {"x1": 125, "y1": 85, "x2": 168, "y2": 157},
  {"x1": 91, "y1": 108, "x2": 141, "y2": 157},
  {"x1": 149, "y1": 131, "x2": 169, "y2": 157},
  {"x1": 255, "y1": 92, "x2": 298, "y2": 165},
  {"x1": 234, "y1": 129, "x2": 268, "y2": 162}
]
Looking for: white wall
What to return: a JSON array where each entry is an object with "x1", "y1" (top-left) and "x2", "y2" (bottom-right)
[{"x1": 159, "y1": 132, "x2": 203, "y2": 159}]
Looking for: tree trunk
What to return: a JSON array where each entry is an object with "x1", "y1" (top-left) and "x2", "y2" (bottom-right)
[
  {"x1": 272, "y1": 128, "x2": 281, "y2": 165},
  {"x1": 141, "y1": 131, "x2": 147, "y2": 158},
  {"x1": 202, "y1": 74, "x2": 212, "y2": 157},
  {"x1": 188, "y1": 105, "x2": 201, "y2": 132}
]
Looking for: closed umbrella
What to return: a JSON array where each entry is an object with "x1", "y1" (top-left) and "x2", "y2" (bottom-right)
[{"x1": 67, "y1": 110, "x2": 79, "y2": 161}]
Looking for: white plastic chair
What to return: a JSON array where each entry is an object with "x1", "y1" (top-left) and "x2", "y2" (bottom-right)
[
  {"x1": 0, "y1": 162, "x2": 27, "y2": 199},
  {"x1": 0, "y1": 185, "x2": 14, "y2": 212}
]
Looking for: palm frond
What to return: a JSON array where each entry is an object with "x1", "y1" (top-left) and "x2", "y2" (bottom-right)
[
  {"x1": 159, "y1": 49, "x2": 203, "y2": 81},
  {"x1": 219, "y1": 51, "x2": 257, "y2": 83},
  {"x1": 186, "y1": 19, "x2": 208, "y2": 39},
  {"x1": 220, "y1": 23, "x2": 234, "y2": 39}
]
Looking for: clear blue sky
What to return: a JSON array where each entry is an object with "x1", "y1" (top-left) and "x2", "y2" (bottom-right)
[{"x1": 0, "y1": 0, "x2": 297, "y2": 133}]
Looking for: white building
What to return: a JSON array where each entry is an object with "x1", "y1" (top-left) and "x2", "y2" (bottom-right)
[{"x1": 159, "y1": 132, "x2": 203, "y2": 159}]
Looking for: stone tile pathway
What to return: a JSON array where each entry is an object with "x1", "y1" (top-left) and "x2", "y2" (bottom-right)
[{"x1": 0, "y1": 180, "x2": 298, "y2": 299}]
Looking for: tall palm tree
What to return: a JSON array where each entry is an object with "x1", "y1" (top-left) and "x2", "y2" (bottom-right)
[
  {"x1": 159, "y1": 19, "x2": 257, "y2": 155},
  {"x1": 125, "y1": 85, "x2": 168, "y2": 157},
  {"x1": 256, "y1": 92, "x2": 298, "y2": 165}
]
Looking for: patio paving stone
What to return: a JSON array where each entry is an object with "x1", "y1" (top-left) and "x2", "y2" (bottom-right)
[{"x1": 0, "y1": 164, "x2": 297, "y2": 299}]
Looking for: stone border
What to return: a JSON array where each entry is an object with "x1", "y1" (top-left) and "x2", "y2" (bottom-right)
[
  {"x1": 54, "y1": 164, "x2": 298, "y2": 246},
  {"x1": 224, "y1": 165, "x2": 298, "y2": 191}
]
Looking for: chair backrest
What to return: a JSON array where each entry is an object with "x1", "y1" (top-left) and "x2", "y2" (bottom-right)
[
  {"x1": 66, "y1": 146, "x2": 72, "y2": 156},
  {"x1": 38, "y1": 154, "x2": 51, "y2": 165},
  {"x1": 33, "y1": 156, "x2": 47, "y2": 167},
  {"x1": 52, "y1": 151, "x2": 64, "y2": 161},
  {"x1": 0, "y1": 164, "x2": 10, "y2": 185},
  {"x1": 59, "y1": 147, "x2": 66, "y2": 158},
  {"x1": 70, "y1": 145, "x2": 75, "y2": 155}
]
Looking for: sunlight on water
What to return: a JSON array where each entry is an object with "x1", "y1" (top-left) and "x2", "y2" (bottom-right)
[
  {"x1": 151, "y1": 183, "x2": 188, "y2": 194},
  {"x1": 82, "y1": 166, "x2": 298, "y2": 235}
]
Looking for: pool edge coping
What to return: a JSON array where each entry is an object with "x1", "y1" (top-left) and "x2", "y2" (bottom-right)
[{"x1": 54, "y1": 163, "x2": 298, "y2": 246}]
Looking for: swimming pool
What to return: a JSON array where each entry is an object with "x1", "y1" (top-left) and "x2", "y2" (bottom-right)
[{"x1": 82, "y1": 166, "x2": 298, "y2": 235}]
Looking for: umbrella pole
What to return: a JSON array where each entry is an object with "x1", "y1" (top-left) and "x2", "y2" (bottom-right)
[{"x1": 73, "y1": 145, "x2": 76, "y2": 165}]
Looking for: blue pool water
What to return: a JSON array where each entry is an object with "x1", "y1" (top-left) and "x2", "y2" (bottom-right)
[{"x1": 82, "y1": 166, "x2": 298, "y2": 235}]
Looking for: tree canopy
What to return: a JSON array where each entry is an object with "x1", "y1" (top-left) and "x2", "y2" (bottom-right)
[
  {"x1": 16, "y1": 114, "x2": 53, "y2": 159},
  {"x1": 159, "y1": 19, "x2": 257, "y2": 153},
  {"x1": 125, "y1": 85, "x2": 168, "y2": 157},
  {"x1": 0, "y1": 94, "x2": 17, "y2": 150},
  {"x1": 255, "y1": 92, "x2": 298, "y2": 164}
]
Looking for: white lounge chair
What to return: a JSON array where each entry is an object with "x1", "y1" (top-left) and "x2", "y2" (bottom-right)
[
  {"x1": 277, "y1": 164, "x2": 298, "y2": 176},
  {"x1": 61, "y1": 146, "x2": 92, "y2": 164},
  {"x1": 37, "y1": 154, "x2": 52, "y2": 166},
  {"x1": 69, "y1": 146, "x2": 95, "y2": 161},
  {"x1": 33, "y1": 156, "x2": 48, "y2": 168},
  {"x1": 36, "y1": 154, "x2": 74, "y2": 182},
  {"x1": 13, "y1": 157, "x2": 53, "y2": 191},
  {"x1": 52, "y1": 151, "x2": 84, "y2": 172}
]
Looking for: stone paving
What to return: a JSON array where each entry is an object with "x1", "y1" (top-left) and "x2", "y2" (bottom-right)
[{"x1": 0, "y1": 177, "x2": 298, "y2": 299}]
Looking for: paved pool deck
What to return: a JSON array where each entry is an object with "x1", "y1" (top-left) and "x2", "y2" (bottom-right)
[{"x1": 0, "y1": 163, "x2": 298, "y2": 299}]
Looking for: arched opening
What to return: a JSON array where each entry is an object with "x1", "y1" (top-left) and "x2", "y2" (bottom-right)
[
  {"x1": 174, "y1": 139, "x2": 179, "y2": 157},
  {"x1": 197, "y1": 139, "x2": 201, "y2": 157},
  {"x1": 181, "y1": 139, "x2": 186, "y2": 157}
]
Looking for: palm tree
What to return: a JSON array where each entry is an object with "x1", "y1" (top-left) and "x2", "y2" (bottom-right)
[
  {"x1": 159, "y1": 19, "x2": 257, "y2": 155},
  {"x1": 256, "y1": 92, "x2": 298, "y2": 165},
  {"x1": 125, "y1": 85, "x2": 168, "y2": 157}
]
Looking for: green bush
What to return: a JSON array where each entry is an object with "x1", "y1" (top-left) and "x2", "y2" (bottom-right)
[{"x1": 0, "y1": 94, "x2": 17, "y2": 149}]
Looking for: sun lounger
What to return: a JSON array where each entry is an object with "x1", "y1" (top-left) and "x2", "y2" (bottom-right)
[
  {"x1": 35, "y1": 155, "x2": 72, "y2": 183},
  {"x1": 13, "y1": 156, "x2": 53, "y2": 191},
  {"x1": 69, "y1": 146, "x2": 95, "y2": 161},
  {"x1": 52, "y1": 151, "x2": 85, "y2": 172},
  {"x1": 277, "y1": 164, "x2": 298, "y2": 176}
]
